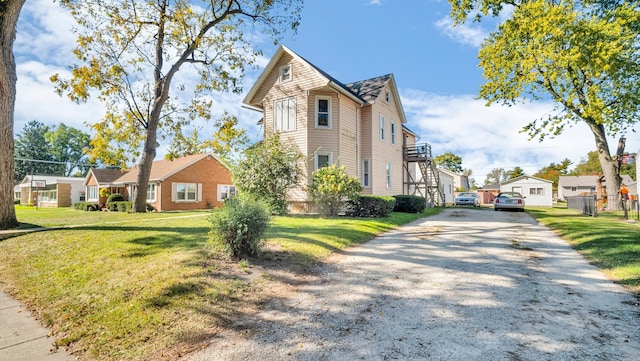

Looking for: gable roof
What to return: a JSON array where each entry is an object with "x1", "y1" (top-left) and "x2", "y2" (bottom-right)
[
  {"x1": 479, "y1": 182, "x2": 501, "y2": 190},
  {"x1": 85, "y1": 168, "x2": 127, "y2": 185},
  {"x1": 501, "y1": 175, "x2": 553, "y2": 185},
  {"x1": 243, "y1": 45, "x2": 364, "y2": 108},
  {"x1": 346, "y1": 73, "x2": 407, "y2": 123},
  {"x1": 558, "y1": 175, "x2": 599, "y2": 187},
  {"x1": 113, "y1": 153, "x2": 225, "y2": 184},
  {"x1": 243, "y1": 45, "x2": 407, "y2": 123}
]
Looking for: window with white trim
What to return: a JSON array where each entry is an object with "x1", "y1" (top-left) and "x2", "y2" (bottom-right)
[
  {"x1": 315, "y1": 96, "x2": 331, "y2": 128},
  {"x1": 279, "y1": 64, "x2": 291, "y2": 82},
  {"x1": 172, "y1": 182, "x2": 201, "y2": 202},
  {"x1": 386, "y1": 163, "x2": 392, "y2": 189},
  {"x1": 362, "y1": 159, "x2": 370, "y2": 188},
  {"x1": 87, "y1": 186, "x2": 98, "y2": 201},
  {"x1": 314, "y1": 152, "x2": 333, "y2": 171},
  {"x1": 385, "y1": 90, "x2": 391, "y2": 103},
  {"x1": 391, "y1": 122, "x2": 396, "y2": 145},
  {"x1": 379, "y1": 114, "x2": 385, "y2": 141},
  {"x1": 218, "y1": 185, "x2": 236, "y2": 201},
  {"x1": 530, "y1": 187, "x2": 544, "y2": 195},
  {"x1": 274, "y1": 97, "x2": 296, "y2": 132},
  {"x1": 147, "y1": 183, "x2": 156, "y2": 202}
]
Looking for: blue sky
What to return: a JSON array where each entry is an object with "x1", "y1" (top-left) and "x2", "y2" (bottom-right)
[{"x1": 13, "y1": 0, "x2": 639, "y2": 184}]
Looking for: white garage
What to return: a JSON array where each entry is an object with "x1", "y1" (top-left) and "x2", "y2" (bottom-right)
[{"x1": 500, "y1": 175, "x2": 553, "y2": 207}]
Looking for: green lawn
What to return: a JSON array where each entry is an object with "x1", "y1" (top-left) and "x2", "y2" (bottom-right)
[
  {"x1": 0, "y1": 206, "x2": 438, "y2": 360},
  {"x1": 527, "y1": 206, "x2": 640, "y2": 296}
]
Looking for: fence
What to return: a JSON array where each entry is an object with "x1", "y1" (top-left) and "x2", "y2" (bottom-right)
[
  {"x1": 567, "y1": 194, "x2": 639, "y2": 220},
  {"x1": 566, "y1": 195, "x2": 597, "y2": 217}
]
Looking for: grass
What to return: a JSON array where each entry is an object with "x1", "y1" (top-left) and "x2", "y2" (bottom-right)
[
  {"x1": 0, "y1": 206, "x2": 440, "y2": 360},
  {"x1": 527, "y1": 206, "x2": 640, "y2": 297}
]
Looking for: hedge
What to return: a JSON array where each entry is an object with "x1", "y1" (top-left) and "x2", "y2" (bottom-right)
[
  {"x1": 74, "y1": 202, "x2": 100, "y2": 211},
  {"x1": 393, "y1": 195, "x2": 427, "y2": 213},
  {"x1": 345, "y1": 195, "x2": 396, "y2": 218}
]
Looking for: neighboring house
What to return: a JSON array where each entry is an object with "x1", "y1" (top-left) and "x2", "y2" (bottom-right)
[
  {"x1": 19, "y1": 175, "x2": 86, "y2": 207},
  {"x1": 243, "y1": 45, "x2": 436, "y2": 212},
  {"x1": 500, "y1": 175, "x2": 553, "y2": 207},
  {"x1": 437, "y1": 169, "x2": 455, "y2": 204},
  {"x1": 558, "y1": 174, "x2": 635, "y2": 201},
  {"x1": 13, "y1": 185, "x2": 20, "y2": 203},
  {"x1": 85, "y1": 168, "x2": 128, "y2": 204},
  {"x1": 85, "y1": 153, "x2": 233, "y2": 211},
  {"x1": 557, "y1": 175, "x2": 599, "y2": 201},
  {"x1": 477, "y1": 182, "x2": 500, "y2": 205},
  {"x1": 438, "y1": 168, "x2": 470, "y2": 192}
]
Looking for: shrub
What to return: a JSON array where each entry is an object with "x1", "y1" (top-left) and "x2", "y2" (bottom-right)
[
  {"x1": 105, "y1": 201, "x2": 133, "y2": 212},
  {"x1": 74, "y1": 202, "x2": 100, "y2": 211},
  {"x1": 393, "y1": 195, "x2": 427, "y2": 213},
  {"x1": 346, "y1": 195, "x2": 396, "y2": 218},
  {"x1": 106, "y1": 193, "x2": 124, "y2": 203},
  {"x1": 308, "y1": 164, "x2": 363, "y2": 217},
  {"x1": 209, "y1": 197, "x2": 271, "y2": 259}
]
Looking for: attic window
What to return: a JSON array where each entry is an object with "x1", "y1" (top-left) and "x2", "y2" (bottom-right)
[
  {"x1": 279, "y1": 64, "x2": 292, "y2": 82},
  {"x1": 385, "y1": 90, "x2": 391, "y2": 103}
]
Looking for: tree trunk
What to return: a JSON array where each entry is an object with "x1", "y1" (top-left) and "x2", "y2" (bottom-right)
[
  {"x1": 0, "y1": 0, "x2": 26, "y2": 229},
  {"x1": 587, "y1": 121, "x2": 621, "y2": 203},
  {"x1": 131, "y1": 125, "x2": 157, "y2": 213}
]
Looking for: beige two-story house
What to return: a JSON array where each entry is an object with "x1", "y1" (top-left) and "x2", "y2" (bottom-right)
[{"x1": 243, "y1": 45, "x2": 424, "y2": 212}]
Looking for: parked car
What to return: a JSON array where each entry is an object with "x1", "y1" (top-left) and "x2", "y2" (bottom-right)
[
  {"x1": 454, "y1": 192, "x2": 480, "y2": 207},
  {"x1": 493, "y1": 192, "x2": 525, "y2": 211}
]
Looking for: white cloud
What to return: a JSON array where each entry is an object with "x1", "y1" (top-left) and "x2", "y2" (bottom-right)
[
  {"x1": 366, "y1": 0, "x2": 382, "y2": 5},
  {"x1": 400, "y1": 89, "x2": 637, "y2": 184},
  {"x1": 434, "y1": 17, "x2": 488, "y2": 48}
]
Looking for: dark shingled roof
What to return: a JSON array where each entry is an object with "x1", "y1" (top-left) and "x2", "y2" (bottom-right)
[
  {"x1": 345, "y1": 74, "x2": 393, "y2": 104},
  {"x1": 90, "y1": 168, "x2": 127, "y2": 183}
]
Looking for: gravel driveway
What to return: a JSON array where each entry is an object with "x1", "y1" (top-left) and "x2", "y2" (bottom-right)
[{"x1": 187, "y1": 208, "x2": 640, "y2": 361}]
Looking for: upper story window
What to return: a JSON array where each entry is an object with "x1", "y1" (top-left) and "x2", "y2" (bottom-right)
[
  {"x1": 274, "y1": 97, "x2": 296, "y2": 132},
  {"x1": 279, "y1": 64, "x2": 291, "y2": 82},
  {"x1": 379, "y1": 114, "x2": 385, "y2": 141},
  {"x1": 385, "y1": 90, "x2": 391, "y2": 103},
  {"x1": 391, "y1": 122, "x2": 396, "y2": 145},
  {"x1": 316, "y1": 96, "x2": 332, "y2": 128}
]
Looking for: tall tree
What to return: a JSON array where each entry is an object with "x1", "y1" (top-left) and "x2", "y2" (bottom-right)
[
  {"x1": 507, "y1": 166, "x2": 525, "y2": 179},
  {"x1": 571, "y1": 151, "x2": 602, "y2": 175},
  {"x1": 0, "y1": 0, "x2": 26, "y2": 229},
  {"x1": 46, "y1": 123, "x2": 92, "y2": 176},
  {"x1": 166, "y1": 112, "x2": 249, "y2": 165},
  {"x1": 52, "y1": 0, "x2": 302, "y2": 212},
  {"x1": 15, "y1": 121, "x2": 93, "y2": 181},
  {"x1": 14, "y1": 120, "x2": 56, "y2": 181},
  {"x1": 448, "y1": 0, "x2": 640, "y2": 199},
  {"x1": 434, "y1": 152, "x2": 463, "y2": 173},
  {"x1": 534, "y1": 158, "x2": 572, "y2": 192},
  {"x1": 485, "y1": 167, "x2": 509, "y2": 185}
]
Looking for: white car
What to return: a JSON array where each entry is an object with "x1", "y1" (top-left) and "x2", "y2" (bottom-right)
[{"x1": 454, "y1": 192, "x2": 480, "y2": 207}]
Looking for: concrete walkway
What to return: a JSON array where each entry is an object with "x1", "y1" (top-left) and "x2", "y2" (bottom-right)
[{"x1": 0, "y1": 290, "x2": 74, "y2": 360}]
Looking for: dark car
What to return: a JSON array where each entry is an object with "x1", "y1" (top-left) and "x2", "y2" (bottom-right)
[{"x1": 493, "y1": 191, "x2": 525, "y2": 211}]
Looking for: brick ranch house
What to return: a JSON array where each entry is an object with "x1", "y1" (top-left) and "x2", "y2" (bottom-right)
[{"x1": 84, "y1": 153, "x2": 234, "y2": 211}]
